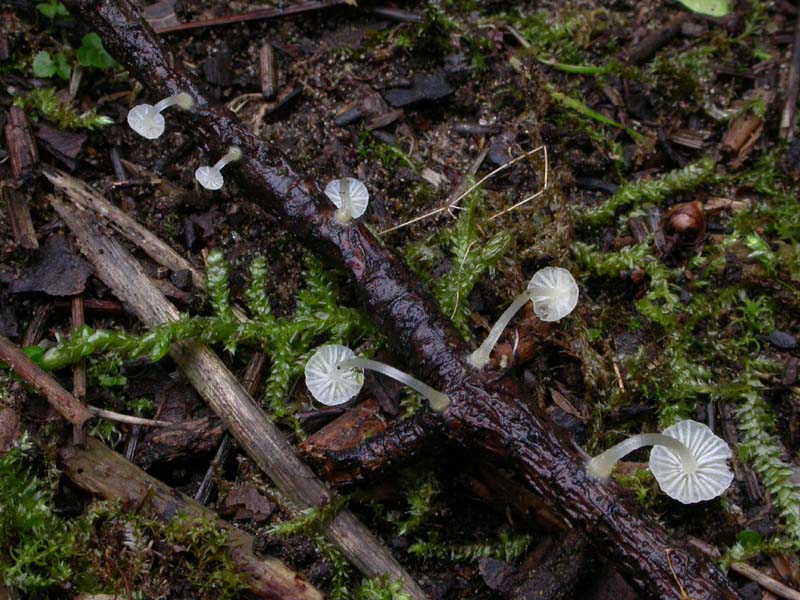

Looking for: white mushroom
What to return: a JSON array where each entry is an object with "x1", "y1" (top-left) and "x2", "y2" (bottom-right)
[
  {"x1": 127, "y1": 92, "x2": 194, "y2": 140},
  {"x1": 195, "y1": 147, "x2": 242, "y2": 191},
  {"x1": 587, "y1": 419, "x2": 733, "y2": 504},
  {"x1": 527, "y1": 267, "x2": 579, "y2": 323},
  {"x1": 324, "y1": 177, "x2": 369, "y2": 223},
  {"x1": 305, "y1": 344, "x2": 449, "y2": 411},
  {"x1": 468, "y1": 266, "x2": 579, "y2": 369}
]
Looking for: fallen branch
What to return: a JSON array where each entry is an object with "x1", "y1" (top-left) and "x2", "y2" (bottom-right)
[
  {"x1": 47, "y1": 193, "x2": 427, "y2": 599},
  {"x1": 59, "y1": 437, "x2": 322, "y2": 600},
  {"x1": 58, "y1": 1, "x2": 741, "y2": 597},
  {"x1": 0, "y1": 334, "x2": 92, "y2": 426}
]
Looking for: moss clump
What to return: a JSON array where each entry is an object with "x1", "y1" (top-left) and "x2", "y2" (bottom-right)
[{"x1": 13, "y1": 87, "x2": 113, "y2": 130}]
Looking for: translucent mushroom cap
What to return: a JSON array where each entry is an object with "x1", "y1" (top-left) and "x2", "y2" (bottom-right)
[
  {"x1": 526, "y1": 267, "x2": 579, "y2": 322},
  {"x1": 324, "y1": 178, "x2": 370, "y2": 219},
  {"x1": 304, "y1": 344, "x2": 364, "y2": 406},
  {"x1": 127, "y1": 104, "x2": 165, "y2": 140},
  {"x1": 649, "y1": 420, "x2": 734, "y2": 504},
  {"x1": 195, "y1": 165, "x2": 224, "y2": 191}
]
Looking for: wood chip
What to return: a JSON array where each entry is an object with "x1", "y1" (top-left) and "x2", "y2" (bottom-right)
[
  {"x1": 259, "y1": 42, "x2": 278, "y2": 100},
  {"x1": 1, "y1": 186, "x2": 38, "y2": 249},
  {"x1": 4, "y1": 106, "x2": 39, "y2": 181}
]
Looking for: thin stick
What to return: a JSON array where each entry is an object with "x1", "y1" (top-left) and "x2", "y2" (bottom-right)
[
  {"x1": 489, "y1": 145, "x2": 549, "y2": 221},
  {"x1": 87, "y1": 406, "x2": 173, "y2": 427},
  {"x1": 0, "y1": 334, "x2": 92, "y2": 426},
  {"x1": 689, "y1": 538, "x2": 800, "y2": 600},
  {"x1": 781, "y1": 7, "x2": 800, "y2": 140},
  {"x1": 71, "y1": 295, "x2": 88, "y2": 445},
  {"x1": 380, "y1": 145, "x2": 546, "y2": 234},
  {"x1": 154, "y1": 0, "x2": 346, "y2": 34}
]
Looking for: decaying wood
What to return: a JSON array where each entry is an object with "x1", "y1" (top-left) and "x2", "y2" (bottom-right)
[
  {"x1": 511, "y1": 530, "x2": 592, "y2": 600},
  {"x1": 0, "y1": 334, "x2": 92, "y2": 426},
  {"x1": 42, "y1": 168, "x2": 204, "y2": 289},
  {"x1": 624, "y1": 12, "x2": 687, "y2": 65},
  {"x1": 721, "y1": 114, "x2": 764, "y2": 166},
  {"x1": 197, "y1": 353, "x2": 265, "y2": 504},
  {"x1": 71, "y1": 294, "x2": 87, "y2": 445},
  {"x1": 1, "y1": 187, "x2": 38, "y2": 249},
  {"x1": 781, "y1": 6, "x2": 800, "y2": 140},
  {"x1": 21, "y1": 303, "x2": 51, "y2": 347},
  {"x1": 259, "y1": 43, "x2": 277, "y2": 100},
  {"x1": 58, "y1": 1, "x2": 741, "y2": 597},
  {"x1": 59, "y1": 437, "x2": 322, "y2": 600},
  {"x1": 47, "y1": 194, "x2": 427, "y2": 599},
  {"x1": 4, "y1": 106, "x2": 38, "y2": 180}
]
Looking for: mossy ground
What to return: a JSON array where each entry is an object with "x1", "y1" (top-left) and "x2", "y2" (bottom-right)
[{"x1": 1, "y1": 0, "x2": 799, "y2": 597}]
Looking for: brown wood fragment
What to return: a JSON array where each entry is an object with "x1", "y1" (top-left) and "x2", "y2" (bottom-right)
[
  {"x1": 781, "y1": 7, "x2": 800, "y2": 140},
  {"x1": 59, "y1": 437, "x2": 322, "y2": 600},
  {"x1": 1, "y1": 187, "x2": 38, "y2": 249},
  {"x1": 625, "y1": 13, "x2": 688, "y2": 65},
  {"x1": 35, "y1": 122, "x2": 86, "y2": 170},
  {"x1": 136, "y1": 416, "x2": 224, "y2": 467},
  {"x1": 22, "y1": 304, "x2": 52, "y2": 347},
  {"x1": 0, "y1": 334, "x2": 92, "y2": 426},
  {"x1": 5, "y1": 106, "x2": 39, "y2": 180},
  {"x1": 48, "y1": 194, "x2": 427, "y2": 599},
  {"x1": 71, "y1": 294, "x2": 87, "y2": 446},
  {"x1": 721, "y1": 114, "x2": 764, "y2": 167},
  {"x1": 259, "y1": 43, "x2": 278, "y2": 100}
]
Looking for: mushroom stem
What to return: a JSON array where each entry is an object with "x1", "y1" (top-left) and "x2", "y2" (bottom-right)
[
  {"x1": 335, "y1": 177, "x2": 352, "y2": 223},
  {"x1": 468, "y1": 290, "x2": 531, "y2": 368},
  {"x1": 212, "y1": 146, "x2": 243, "y2": 172},
  {"x1": 153, "y1": 92, "x2": 194, "y2": 113},
  {"x1": 587, "y1": 433, "x2": 697, "y2": 479},
  {"x1": 338, "y1": 358, "x2": 450, "y2": 412}
]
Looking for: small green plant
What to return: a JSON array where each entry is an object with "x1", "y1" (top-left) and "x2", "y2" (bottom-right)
[
  {"x1": 36, "y1": 0, "x2": 70, "y2": 19},
  {"x1": 32, "y1": 50, "x2": 71, "y2": 80},
  {"x1": 13, "y1": 87, "x2": 113, "y2": 130},
  {"x1": 352, "y1": 577, "x2": 413, "y2": 600},
  {"x1": 76, "y1": 33, "x2": 117, "y2": 70},
  {"x1": 267, "y1": 496, "x2": 349, "y2": 537}
]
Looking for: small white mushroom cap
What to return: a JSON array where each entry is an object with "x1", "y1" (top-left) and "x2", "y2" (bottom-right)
[
  {"x1": 127, "y1": 104, "x2": 165, "y2": 140},
  {"x1": 304, "y1": 344, "x2": 364, "y2": 406},
  {"x1": 324, "y1": 178, "x2": 370, "y2": 219},
  {"x1": 195, "y1": 165, "x2": 224, "y2": 191},
  {"x1": 526, "y1": 267, "x2": 579, "y2": 322},
  {"x1": 649, "y1": 420, "x2": 734, "y2": 504}
]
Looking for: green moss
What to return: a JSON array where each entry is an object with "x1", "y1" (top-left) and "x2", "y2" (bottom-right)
[
  {"x1": 409, "y1": 529, "x2": 531, "y2": 563},
  {"x1": 13, "y1": 87, "x2": 113, "y2": 130}
]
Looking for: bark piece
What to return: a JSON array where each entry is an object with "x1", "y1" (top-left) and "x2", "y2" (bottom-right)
[
  {"x1": 35, "y1": 122, "x2": 87, "y2": 170},
  {"x1": 59, "y1": 437, "x2": 322, "y2": 600},
  {"x1": 384, "y1": 72, "x2": 453, "y2": 107},
  {"x1": 259, "y1": 43, "x2": 277, "y2": 100},
  {"x1": 55, "y1": 2, "x2": 740, "y2": 596},
  {"x1": 0, "y1": 333, "x2": 92, "y2": 426},
  {"x1": 0, "y1": 406, "x2": 20, "y2": 454},
  {"x1": 1, "y1": 187, "x2": 38, "y2": 249},
  {"x1": 5, "y1": 106, "x2": 38, "y2": 181},
  {"x1": 512, "y1": 530, "x2": 592, "y2": 600},
  {"x1": 9, "y1": 235, "x2": 93, "y2": 297},
  {"x1": 222, "y1": 484, "x2": 276, "y2": 522},
  {"x1": 135, "y1": 416, "x2": 224, "y2": 468},
  {"x1": 48, "y1": 193, "x2": 427, "y2": 599}
]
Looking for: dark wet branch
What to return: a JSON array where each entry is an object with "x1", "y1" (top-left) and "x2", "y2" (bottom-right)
[{"x1": 60, "y1": 1, "x2": 740, "y2": 598}]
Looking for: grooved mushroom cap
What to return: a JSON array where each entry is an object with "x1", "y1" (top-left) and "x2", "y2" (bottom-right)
[
  {"x1": 649, "y1": 420, "x2": 734, "y2": 504},
  {"x1": 127, "y1": 104, "x2": 165, "y2": 140},
  {"x1": 195, "y1": 165, "x2": 224, "y2": 191},
  {"x1": 526, "y1": 267, "x2": 579, "y2": 322},
  {"x1": 324, "y1": 178, "x2": 370, "y2": 219},
  {"x1": 304, "y1": 344, "x2": 364, "y2": 406}
]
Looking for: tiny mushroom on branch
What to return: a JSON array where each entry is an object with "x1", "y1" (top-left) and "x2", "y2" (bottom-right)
[
  {"x1": 587, "y1": 419, "x2": 734, "y2": 504},
  {"x1": 468, "y1": 266, "x2": 579, "y2": 369},
  {"x1": 127, "y1": 92, "x2": 194, "y2": 139},
  {"x1": 305, "y1": 344, "x2": 450, "y2": 412},
  {"x1": 324, "y1": 177, "x2": 369, "y2": 223},
  {"x1": 195, "y1": 146, "x2": 242, "y2": 191}
]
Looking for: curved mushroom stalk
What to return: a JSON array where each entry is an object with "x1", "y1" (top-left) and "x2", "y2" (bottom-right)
[
  {"x1": 587, "y1": 420, "x2": 734, "y2": 504},
  {"x1": 468, "y1": 267, "x2": 579, "y2": 369},
  {"x1": 195, "y1": 147, "x2": 242, "y2": 191},
  {"x1": 127, "y1": 92, "x2": 194, "y2": 139},
  {"x1": 305, "y1": 344, "x2": 450, "y2": 412}
]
